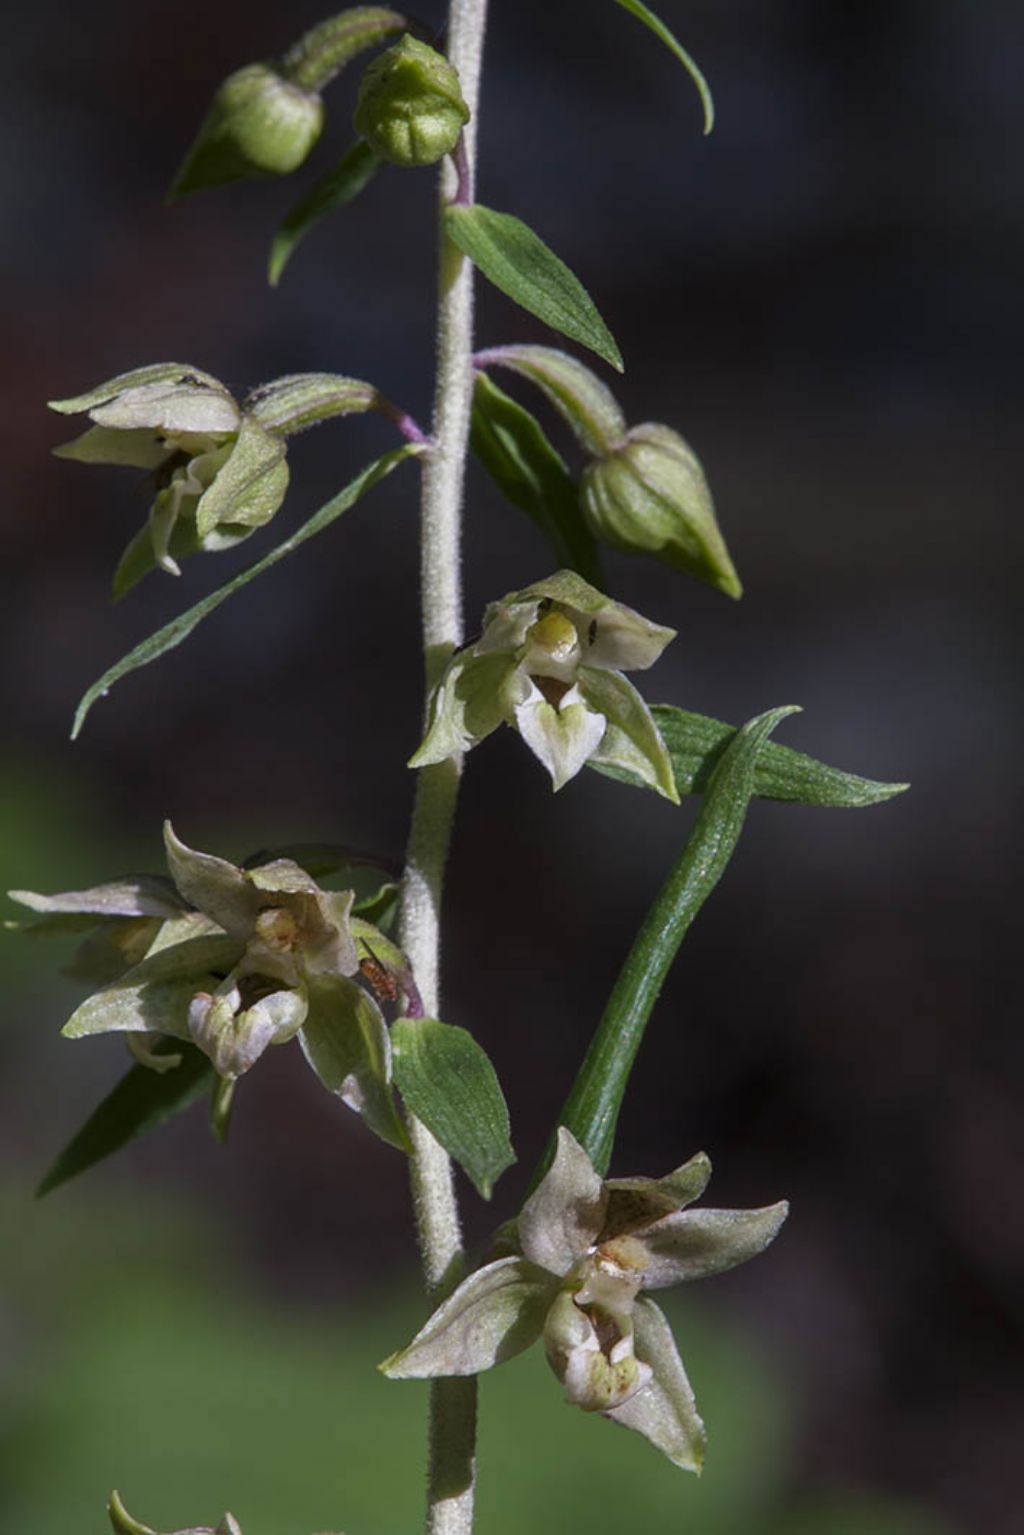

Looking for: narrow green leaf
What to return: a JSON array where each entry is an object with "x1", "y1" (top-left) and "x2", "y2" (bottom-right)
[
  {"x1": 392, "y1": 1016, "x2": 515, "y2": 1199},
  {"x1": 610, "y1": 0, "x2": 715, "y2": 134},
  {"x1": 37, "y1": 1040, "x2": 213, "y2": 1196},
  {"x1": 446, "y1": 205, "x2": 623, "y2": 372},
  {"x1": 72, "y1": 444, "x2": 420, "y2": 738},
  {"x1": 470, "y1": 373, "x2": 603, "y2": 584},
  {"x1": 532, "y1": 706, "x2": 799, "y2": 1188},
  {"x1": 591, "y1": 704, "x2": 909, "y2": 807},
  {"x1": 269, "y1": 140, "x2": 380, "y2": 286}
]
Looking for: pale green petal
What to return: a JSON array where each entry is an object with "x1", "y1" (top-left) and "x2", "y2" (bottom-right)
[
  {"x1": 7, "y1": 874, "x2": 184, "y2": 919},
  {"x1": 149, "y1": 485, "x2": 186, "y2": 576},
  {"x1": 513, "y1": 680, "x2": 607, "y2": 790},
  {"x1": 409, "y1": 650, "x2": 519, "y2": 766},
  {"x1": 53, "y1": 425, "x2": 170, "y2": 469},
  {"x1": 580, "y1": 667, "x2": 679, "y2": 802},
  {"x1": 299, "y1": 973, "x2": 407, "y2": 1149},
  {"x1": 246, "y1": 858, "x2": 320, "y2": 895},
  {"x1": 61, "y1": 934, "x2": 242, "y2": 1040},
  {"x1": 88, "y1": 380, "x2": 239, "y2": 436},
  {"x1": 518, "y1": 1126, "x2": 606, "y2": 1275},
  {"x1": 475, "y1": 596, "x2": 537, "y2": 654},
  {"x1": 637, "y1": 1201, "x2": 789, "y2": 1288},
  {"x1": 194, "y1": 416, "x2": 289, "y2": 540},
  {"x1": 163, "y1": 822, "x2": 258, "y2": 939},
  {"x1": 380, "y1": 1257, "x2": 553, "y2": 1378},
  {"x1": 605, "y1": 1297, "x2": 706, "y2": 1471},
  {"x1": 515, "y1": 569, "x2": 609, "y2": 613},
  {"x1": 49, "y1": 363, "x2": 228, "y2": 415},
  {"x1": 602, "y1": 1152, "x2": 712, "y2": 1236}
]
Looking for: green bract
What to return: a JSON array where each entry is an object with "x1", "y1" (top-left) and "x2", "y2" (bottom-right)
[
  {"x1": 170, "y1": 63, "x2": 324, "y2": 198},
  {"x1": 583, "y1": 423, "x2": 741, "y2": 598},
  {"x1": 13, "y1": 826, "x2": 412, "y2": 1148},
  {"x1": 411, "y1": 571, "x2": 678, "y2": 797},
  {"x1": 354, "y1": 34, "x2": 470, "y2": 166},
  {"x1": 382, "y1": 1127, "x2": 788, "y2": 1468}
]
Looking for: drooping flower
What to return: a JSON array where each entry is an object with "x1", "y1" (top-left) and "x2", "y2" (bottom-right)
[
  {"x1": 50, "y1": 364, "x2": 289, "y2": 595},
  {"x1": 410, "y1": 570, "x2": 680, "y2": 798},
  {"x1": 10, "y1": 826, "x2": 411, "y2": 1146},
  {"x1": 381, "y1": 1127, "x2": 788, "y2": 1469}
]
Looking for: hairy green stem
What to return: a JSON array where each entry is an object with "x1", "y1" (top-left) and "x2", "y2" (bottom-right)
[{"x1": 397, "y1": 3, "x2": 489, "y2": 1533}]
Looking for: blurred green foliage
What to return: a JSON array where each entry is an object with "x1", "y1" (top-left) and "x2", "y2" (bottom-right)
[{"x1": 1, "y1": 1185, "x2": 953, "y2": 1535}]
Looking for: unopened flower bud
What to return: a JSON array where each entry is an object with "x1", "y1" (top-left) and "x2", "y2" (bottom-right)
[
  {"x1": 353, "y1": 35, "x2": 469, "y2": 166},
  {"x1": 581, "y1": 423, "x2": 742, "y2": 599},
  {"x1": 171, "y1": 64, "x2": 324, "y2": 199}
]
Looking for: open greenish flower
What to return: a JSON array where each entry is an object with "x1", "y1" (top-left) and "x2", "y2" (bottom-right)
[
  {"x1": 50, "y1": 363, "x2": 289, "y2": 596},
  {"x1": 410, "y1": 570, "x2": 679, "y2": 798},
  {"x1": 382, "y1": 1128, "x2": 788, "y2": 1469},
  {"x1": 12, "y1": 826, "x2": 411, "y2": 1147}
]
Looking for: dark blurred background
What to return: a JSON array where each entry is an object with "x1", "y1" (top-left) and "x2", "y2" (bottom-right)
[{"x1": 2, "y1": 2, "x2": 1021, "y2": 1532}]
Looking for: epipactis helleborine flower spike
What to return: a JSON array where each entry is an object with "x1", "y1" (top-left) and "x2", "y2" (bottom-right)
[
  {"x1": 49, "y1": 364, "x2": 289, "y2": 596},
  {"x1": 410, "y1": 570, "x2": 679, "y2": 799},
  {"x1": 41, "y1": 825, "x2": 410, "y2": 1148},
  {"x1": 381, "y1": 1127, "x2": 788, "y2": 1470}
]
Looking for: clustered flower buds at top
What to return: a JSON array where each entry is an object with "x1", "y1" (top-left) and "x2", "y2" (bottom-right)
[
  {"x1": 9, "y1": 826, "x2": 413, "y2": 1148},
  {"x1": 50, "y1": 366, "x2": 401, "y2": 596},
  {"x1": 353, "y1": 34, "x2": 470, "y2": 166},
  {"x1": 382, "y1": 1128, "x2": 788, "y2": 1469},
  {"x1": 410, "y1": 570, "x2": 679, "y2": 798},
  {"x1": 168, "y1": 10, "x2": 410, "y2": 199},
  {"x1": 474, "y1": 345, "x2": 742, "y2": 599}
]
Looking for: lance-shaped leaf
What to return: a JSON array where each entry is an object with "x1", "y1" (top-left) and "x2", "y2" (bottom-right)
[
  {"x1": 62, "y1": 935, "x2": 243, "y2": 1039},
  {"x1": 590, "y1": 703, "x2": 910, "y2": 807},
  {"x1": 470, "y1": 373, "x2": 603, "y2": 584},
  {"x1": 269, "y1": 140, "x2": 381, "y2": 285},
  {"x1": 610, "y1": 0, "x2": 714, "y2": 135},
  {"x1": 72, "y1": 444, "x2": 421, "y2": 739},
  {"x1": 532, "y1": 706, "x2": 799, "y2": 1185},
  {"x1": 300, "y1": 973, "x2": 409, "y2": 1150},
  {"x1": 380, "y1": 1256, "x2": 552, "y2": 1378},
  {"x1": 446, "y1": 205, "x2": 623, "y2": 372},
  {"x1": 391, "y1": 1016, "x2": 515, "y2": 1198},
  {"x1": 605, "y1": 1297, "x2": 706, "y2": 1470},
  {"x1": 476, "y1": 345, "x2": 626, "y2": 456},
  {"x1": 38, "y1": 1040, "x2": 214, "y2": 1197}
]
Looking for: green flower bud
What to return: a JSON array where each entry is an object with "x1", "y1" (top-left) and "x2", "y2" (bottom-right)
[
  {"x1": 170, "y1": 64, "x2": 324, "y2": 199},
  {"x1": 353, "y1": 34, "x2": 469, "y2": 167},
  {"x1": 581, "y1": 423, "x2": 742, "y2": 599}
]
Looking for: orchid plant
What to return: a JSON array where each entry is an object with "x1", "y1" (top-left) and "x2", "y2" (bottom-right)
[{"x1": 11, "y1": 5, "x2": 906, "y2": 1534}]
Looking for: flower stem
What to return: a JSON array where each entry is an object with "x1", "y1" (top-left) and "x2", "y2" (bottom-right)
[{"x1": 397, "y1": 3, "x2": 489, "y2": 1533}]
